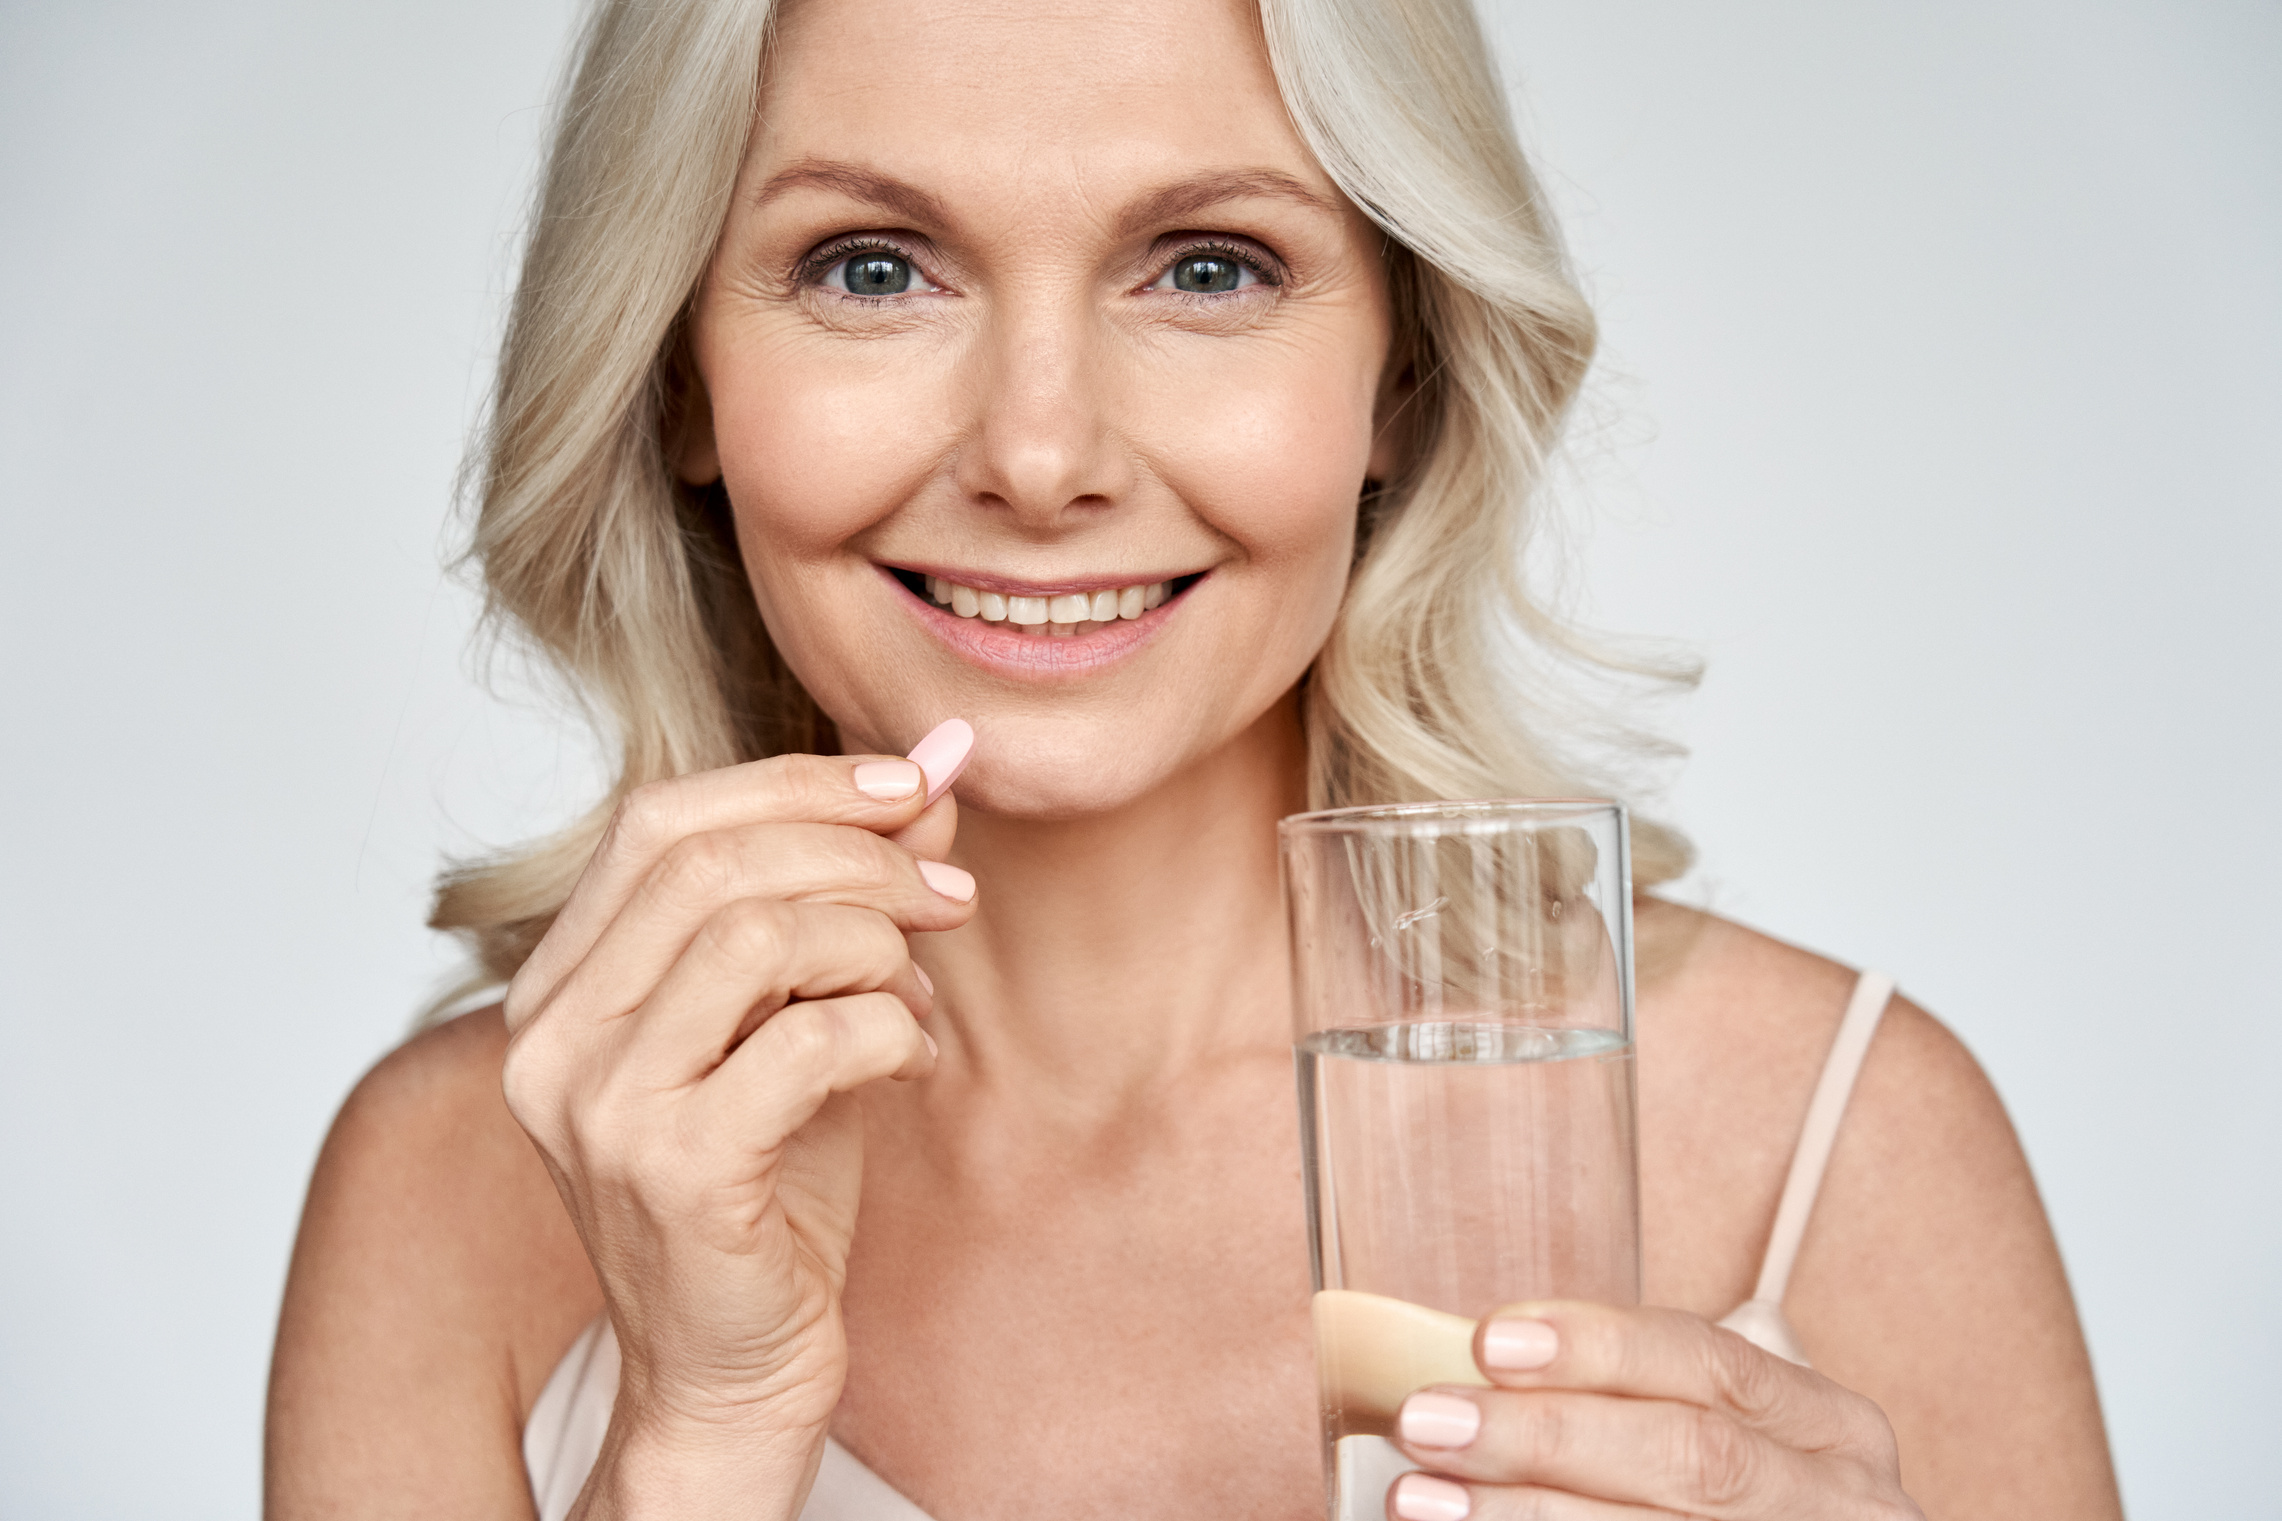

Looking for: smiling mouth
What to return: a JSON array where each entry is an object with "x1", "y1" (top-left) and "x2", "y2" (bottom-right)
[{"x1": 888, "y1": 567, "x2": 1205, "y2": 637}]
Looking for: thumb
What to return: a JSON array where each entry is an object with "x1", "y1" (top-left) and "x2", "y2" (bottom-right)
[
  {"x1": 887, "y1": 791, "x2": 959, "y2": 858},
  {"x1": 884, "y1": 718, "x2": 972, "y2": 858}
]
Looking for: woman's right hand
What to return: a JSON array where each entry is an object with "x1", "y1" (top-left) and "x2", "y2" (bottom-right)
[{"x1": 499, "y1": 729, "x2": 977, "y2": 1518}]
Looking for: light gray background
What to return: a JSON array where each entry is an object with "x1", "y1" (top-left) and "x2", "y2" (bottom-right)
[{"x1": 1, "y1": 1, "x2": 2274, "y2": 1515}]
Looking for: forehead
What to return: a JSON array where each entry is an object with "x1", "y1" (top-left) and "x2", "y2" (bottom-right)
[{"x1": 757, "y1": 0, "x2": 1329, "y2": 199}]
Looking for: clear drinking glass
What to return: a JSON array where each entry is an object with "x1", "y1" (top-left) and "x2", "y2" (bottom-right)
[{"x1": 1279, "y1": 800, "x2": 1641, "y2": 1520}]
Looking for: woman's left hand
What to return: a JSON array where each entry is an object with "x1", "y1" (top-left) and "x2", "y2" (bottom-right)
[{"x1": 1387, "y1": 1302, "x2": 1924, "y2": 1520}]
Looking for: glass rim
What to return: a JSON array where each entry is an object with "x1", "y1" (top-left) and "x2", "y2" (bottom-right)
[{"x1": 1278, "y1": 796, "x2": 1624, "y2": 839}]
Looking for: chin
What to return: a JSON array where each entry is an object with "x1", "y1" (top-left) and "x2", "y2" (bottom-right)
[{"x1": 942, "y1": 725, "x2": 1192, "y2": 823}]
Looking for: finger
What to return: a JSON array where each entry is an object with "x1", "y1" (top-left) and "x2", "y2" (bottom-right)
[
  {"x1": 1388, "y1": 1470, "x2": 1684, "y2": 1521},
  {"x1": 540, "y1": 821, "x2": 976, "y2": 1040},
  {"x1": 885, "y1": 788, "x2": 958, "y2": 859},
  {"x1": 1392, "y1": 1387, "x2": 1827, "y2": 1517},
  {"x1": 507, "y1": 737, "x2": 966, "y2": 1030},
  {"x1": 689, "y1": 991, "x2": 936, "y2": 1156},
  {"x1": 616, "y1": 901, "x2": 927, "y2": 1087},
  {"x1": 1469, "y1": 1302, "x2": 1854, "y2": 1451}
]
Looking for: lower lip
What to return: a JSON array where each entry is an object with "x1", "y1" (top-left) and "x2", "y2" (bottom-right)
[{"x1": 886, "y1": 569, "x2": 1185, "y2": 677}]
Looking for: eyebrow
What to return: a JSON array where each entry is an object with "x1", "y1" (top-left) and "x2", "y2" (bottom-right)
[
  {"x1": 1111, "y1": 170, "x2": 1341, "y2": 236},
  {"x1": 751, "y1": 161, "x2": 953, "y2": 226},
  {"x1": 750, "y1": 160, "x2": 1341, "y2": 237}
]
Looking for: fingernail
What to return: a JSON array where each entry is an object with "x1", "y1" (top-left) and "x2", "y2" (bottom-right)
[
  {"x1": 853, "y1": 759, "x2": 923, "y2": 800},
  {"x1": 1391, "y1": 1472, "x2": 1470, "y2": 1521},
  {"x1": 1481, "y1": 1318, "x2": 1559, "y2": 1371},
  {"x1": 918, "y1": 860, "x2": 976, "y2": 902},
  {"x1": 1398, "y1": 1392, "x2": 1481, "y2": 1449},
  {"x1": 906, "y1": 718, "x2": 975, "y2": 804},
  {"x1": 913, "y1": 965, "x2": 934, "y2": 996},
  {"x1": 921, "y1": 1029, "x2": 938, "y2": 1059}
]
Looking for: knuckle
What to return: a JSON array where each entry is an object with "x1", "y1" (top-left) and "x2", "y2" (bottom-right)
[
  {"x1": 1849, "y1": 1397, "x2": 1907, "y2": 1473},
  {"x1": 847, "y1": 907, "x2": 909, "y2": 966},
  {"x1": 609, "y1": 780, "x2": 680, "y2": 854},
  {"x1": 1708, "y1": 1325, "x2": 1785, "y2": 1423},
  {"x1": 1571, "y1": 1304, "x2": 1634, "y2": 1382},
  {"x1": 770, "y1": 1001, "x2": 845, "y2": 1073},
  {"x1": 499, "y1": 1019, "x2": 577, "y2": 1126},
  {"x1": 1511, "y1": 1395, "x2": 1572, "y2": 1474},
  {"x1": 711, "y1": 896, "x2": 793, "y2": 963},
  {"x1": 1674, "y1": 1407, "x2": 1758, "y2": 1508},
  {"x1": 498, "y1": 1032, "x2": 549, "y2": 1128},
  {"x1": 820, "y1": 829, "x2": 903, "y2": 896},
  {"x1": 1503, "y1": 1489, "x2": 1556, "y2": 1521},
  {"x1": 656, "y1": 830, "x2": 740, "y2": 903},
  {"x1": 777, "y1": 751, "x2": 848, "y2": 798}
]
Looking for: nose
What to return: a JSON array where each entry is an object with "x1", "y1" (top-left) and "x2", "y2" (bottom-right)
[{"x1": 951, "y1": 296, "x2": 1134, "y2": 531}]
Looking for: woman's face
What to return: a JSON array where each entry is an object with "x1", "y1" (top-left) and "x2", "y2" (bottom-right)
[{"x1": 683, "y1": 0, "x2": 1400, "y2": 818}]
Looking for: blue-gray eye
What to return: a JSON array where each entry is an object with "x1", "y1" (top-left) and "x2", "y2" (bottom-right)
[
  {"x1": 841, "y1": 253, "x2": 913, "y2": 295},
  {"x1": 1171, "y1": 254, "x2": 1243, "y2": 293}
]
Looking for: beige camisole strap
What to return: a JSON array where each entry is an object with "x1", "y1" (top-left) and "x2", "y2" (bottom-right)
[
  {"x1": 523, "y1": 971, "x2": 1897, "y2": 1517},
  {"x1": 1716, "y1": 969, "x2": 1896, "y2": 1364}
]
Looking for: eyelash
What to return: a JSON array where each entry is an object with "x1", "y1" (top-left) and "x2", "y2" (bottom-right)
[{"x1": 792, "y1": 235, "x2": 1287, "y2": 296}]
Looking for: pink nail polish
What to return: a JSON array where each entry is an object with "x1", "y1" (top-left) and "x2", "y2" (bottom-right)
[
  {"x1": 913, "y1": 965, "x2": 934, "y2": 996},
  {"x1": 1391, "y1": 1472, "x2": 1470, "y2": 1521},
  {"x1": 918, "y1": 859, "x2": 975, "y2": 902},
  {"x1": 1481, "y1": 1318, "x2": 1559, "y2": 1371},
  {"x1": 906, "y1": 718, "x2": 975, "y2": 804},
  {"x1": 921, "y1": 1030, "x2": 938, "y2": 1059},
  {"x1": 1398, "y1": 1392, "x2": 1481, "y2": 1449},
  {"x1": 852, "y1": 759, "x2": 923, "y2": 800}
]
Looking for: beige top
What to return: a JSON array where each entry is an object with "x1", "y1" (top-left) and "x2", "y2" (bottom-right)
[{"x1": 523, "y1": 972, "x2": 1898, "y2": 1521}]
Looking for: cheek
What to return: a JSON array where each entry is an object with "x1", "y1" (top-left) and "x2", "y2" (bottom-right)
[
  {"x1": 1136, "y1": 329, "x2": 1378, "y2": 588},
  {"x1": 708, "y1": 333, "x2": 951, "y2": 572}
]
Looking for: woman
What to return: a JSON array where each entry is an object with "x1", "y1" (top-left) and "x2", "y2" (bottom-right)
[{"x1": 266, "y1": 0, "x2": 2122, "y2": 1515}]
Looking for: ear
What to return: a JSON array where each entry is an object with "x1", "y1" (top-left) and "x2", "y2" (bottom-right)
[{"x1": 668, "y1": 348, "x2": 723, "y2": 486}]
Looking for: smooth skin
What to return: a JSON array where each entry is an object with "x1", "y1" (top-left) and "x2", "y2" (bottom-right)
[{"x1": 264, "y1": 0, "x2": 2123, "y2": 1516}]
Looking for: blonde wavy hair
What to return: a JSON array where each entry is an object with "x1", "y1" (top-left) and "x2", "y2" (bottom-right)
[{"x1": 431, "y1": 0, "x2": 1695, "y2": 995}]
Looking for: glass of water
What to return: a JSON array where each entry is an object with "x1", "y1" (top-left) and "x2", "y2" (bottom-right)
[{"x1": 1279, "y1": 800, "x2": 1641, "y2": 1520}]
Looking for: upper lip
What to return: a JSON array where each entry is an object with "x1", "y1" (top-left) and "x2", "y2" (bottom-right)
[{"x1": 886, "y1": 563, "x2": 1199, "y2": 597}]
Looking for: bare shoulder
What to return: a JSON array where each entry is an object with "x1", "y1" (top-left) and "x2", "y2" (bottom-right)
[
  {"x1": 1632, "y1": 904, "x2": 1878, "y2": 1312},
  {"x1": 1636, "y1": 903, "x2": 2120, "y2": 1518},
  {"x1": 266, "y1": 1007, "x2": 600, "y2": 1518}
]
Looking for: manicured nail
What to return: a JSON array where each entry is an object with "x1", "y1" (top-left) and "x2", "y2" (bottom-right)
[
  {"x1": 906, "y1": 718, "x2": 975, "y2": 804},
  {"x1": 853, "y1": 759, "x2": 923, "y2": 800},
  {"x1": 921, "y1": 1030, "x2": 938, "y2": 1059},
  {"x1": 1398, "y1": 1392, "x2": 1481, "y2": 1449},
  {"x1": 918, "y1": 860, "x2": 975, "y2": 902},
  {"x1": 1481, "y1": 1318, "x2": 1559, "y2": 1371},
  {"x1": 913, "y1": 965, "x2": 934, "y2": 996},
  {"x1": 1391, "y1": 1472, "x2": 1470, "y2": 1521}
]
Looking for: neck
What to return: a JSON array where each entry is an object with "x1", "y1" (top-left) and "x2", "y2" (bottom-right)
[{"x1": 922, "y1": 696, "x2": 1308, "y2": 1110}]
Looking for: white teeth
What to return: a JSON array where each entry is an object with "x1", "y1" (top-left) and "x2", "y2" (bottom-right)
[{"x1": 922, "y1": 575, "x2": 1174, "y2": 629}]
